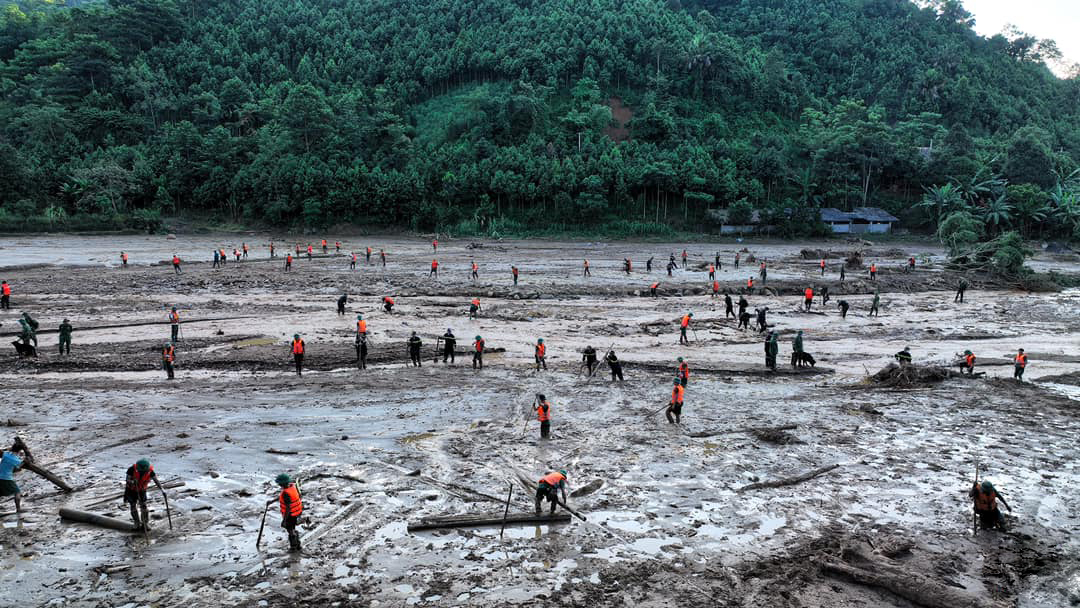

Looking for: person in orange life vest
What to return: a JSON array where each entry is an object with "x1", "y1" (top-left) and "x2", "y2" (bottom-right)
[
  {"x1": 1, "y1": 280, "x2": 11, "y2": 309},
  {"x1": 234, "y1": 248, "x2": 241, "y2": 262},
  {"x1": 291, "y1": 334, "x2": 305, "y2": 376},
  {"x1": 380, "y1": 249, "x2": 386, "y2": 266},
  {"x1": 623, "y1": 258, "x2": 631, "y2": 274},
  {"x1": 266, "y1": 473, "x2": 304, "y2": 551},
  {"x1": 820, "y1": 258, "x2": 826, "y2": 276},
  {"x1": 356, "y1": 315, "x2": 367, "y2": 337},
  {"x1": 535, "y1": 469, "x2": 568, "y2": 515},
  {"x1": 432, "y1": 238, "x2": 438, "y2": 253},
  {"x1": 650, "y1": 282, "x2": 659, "y2": 297},
  {"x1": 470, "y1": 260, "x2": 479, "y2": 280},
  {"x1": 321, "y1": 239, "x2": 328, "y2": 253},
  {"x1": 295, "y1": 243, "x2": 300, "y2": 255},
  {"x1": 869, "y1": 263, "x2": 877, "y2": 280},
  {"x1": 759, "y1": 261, "x2": 767, "y2": 282},
  {"x1": 666, "y1": 379, "x2": 685, "y2": 424},
  {"x1": 711, "y1": 280, "x2": 720, "y2": 298},
  {"x1": 307, "y1": 244, "x2": 313, "y2": 258},
  {"x1": 534, "y1": 394, "x2": 552, "y2": 439},
  {"x1": 708, "y1": 264, "x2": 715, "y2": 281},
  {"x1": 511, "y1": 265, "x2": 519, "y2": 286},
  {"x1": 243, "y1": 243, "x2": 249, "y2": 258},
  {"x1": 349, "y1": 252, "x2": 357, "y2": 270},
  {"x1": 171, "y1": 254, "x2": 182, "y2": 274},
  {"x1": 469, "y1": 298, "x2": 482, "y2": 320},
  {"x1": 804, "y1": 287, "x2": 814, "y2": 312},
  {"x1": 970, "y1": 480, "x2": 1011, "y2": 531},
  {"x1": 681, "y1": 249, "x2": 688, "y2": 268},
  {"x1": 535, "y1": 338, "x2": 547, "y2": 371},
  {"x1": 679, "y1": 312, "x2": 693, "y2": 345},
  {"x1": 383, "y1": 296, "x2": 394, "y2": 314},
  {"x1": 430, "y1": 259, "x2": 439, "y2": 278},
  {"x1": 284, "y1": 253, "x2": 293, "y2": 271},
  {"x1": 908, "y1": 256, "x2": 915, "y2": 272},
  {"x1": 473, "y1": 335, "x2": 485, "y2": 369},
  {"x1": 734, "y1": 251, "x2": 740, "y2": 269},
  {"x1": 365, "y1": 246, "x2": 372, "y2": 263},
  {"x1": 125, "y1": 458, "x2": 164, "y2": 530},
  {"x1": 121, "y1": 251, "x2": 129, "y2": 267},
  {"x1": 676, "y1": 357, "x2": 690, "y2": 387},
  {"x1": 746, "y1": 277, "x2": 754, "y2": 291},
  {"x1": 162, "y1": 342, "x2": 175, "y2": 379},
  {"x1": 335, "y1": 241, "x2": 341, "y2": 253},
  {"x1": 583, "y1": 259, "x2": 590, "y2": 277},
  {"x1": 337, "y1": 293, "x2": 348, "y2": 315},
  {"x1": 962, "y1": 350, "x2": 976, "y2": 375},
  {"x1": 269, "y1": 241, "x2": 275, "y2": 257},
  {"x1": 169, "y1": 307, "x2": 180, "y2": 341},
  {"x1": 1014, "y1": 348, "x2": 1027, "y2": 381},
  {"x1": 218, "y1": 248, "x2": 226, "y2": 265}
]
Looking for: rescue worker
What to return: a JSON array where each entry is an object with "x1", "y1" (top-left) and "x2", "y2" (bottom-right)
[
  {"x1": 724, "y1": 293, "x2": 735, "y2": 318},
  {"x1": 646, "y1": 256, "x2": 653, "y2": 272},
  {"x1": 383, "y1": 296, "x2": 394, "y2": 314},
  {"x1": 679, "y1": 312, "x2": 692, "y2": 345},
  {"x1": 583, "y1": 260, "x2": 591, "y2": 277},
  {"x1": 430, "y1": 259, "x2": 439, "y2": 278},
  {"x1": 266, "y1": 474, "x2": 303, "y2": 551},
  {"x1": 58, "y1": 319, "x2": 73, "y2": 355},
  {"x1": 734, "y1": 252, "x2": 740, "y2": 269},
  {"x1": 169, "y1": 307, "x2": 180, "y2": 342},
  {"x1": 582, "y1": 345, "x2": 597, "y2": 376},
  {"x1": 764, "y1": 332, "x2": 777, "y2": 370},
  {"x1": 1014, "y1": 348, "x2": 1027, "y2": 382},
  {"x1": 213, "y1": 249, "x2": 220, "y2": 268},
  {"x1": 738, "y1": 295, "x2": 748, "y2": 318},
  {"x1": 534, "y1": 394, "x2": 552, "y2": 439},
  {"x1": 869, "y1": 263, "x2": 877, "y2": 281},
  {"x1": 162, "y1": 341, "x2": 175, "y2": 379},
  {"x1": 962, "y1": 350, "x2": 976, "y2": 375},
  {"x1": 759, "y1": 261, "x2": 767, "y2": 283},
  {"x1": 356, "y1": 334, "x2": 368, "y2": 370},
  {"x1": 535, "y1": 470, "x2": 567, "y2": 515},
  {"x1": 321, "y1": 238, "x2": 328, "y2": 254},
  {"x1": 666, "y1": 260, "x2": 675, "y2": 277},
  {"x1": 756, "y1": 307, "x2": 768, "y2": 333},
  {"x1": 471, "y1": 260, "x2": 479, "y2": 280},
  {"x1": 535, "y1": 338, "x2": 547, "y2": 371},
  {"x1": 0, "y1": 440, "x2": 27, "y2": 513},
  {"x1": 172, "y1": 254, "x2": 182, "y2": 274},
  {"x1": 711, "y1": 280, "x2": 720, "y2": 298},
  {"x1": 676, "y1": 357, "x2": 690, "y2": 387},
  {"x1": 295, "y1": 243, "x2": 300, "y2": 255},
  {"x1": 956, "y1": 277, "x2": 968, "y2": 303},
  {"x1": 356, "y1": 315, "x2": 368, "y2": 339},
  {"x1": 22, "y1": 312, "x2": 38, "y2": 345},
  {"x1": 666, "y1": 379, "x2": 685, "y2": 423},
  {"x1": 791, "y1": 330, "x2": 805, "y2": 367},
  {"x1": 291, "y1": 334, "x2": 305, "y2": 376},
  {"x1": 219, "y1": 248, "x2": 226, "y2": 265},
  {"x1": 473, "y1": 335, "x2": 485, "y2": 369},
  {"x1": 335, "y1": 241, "x2": 341, "y2": 254},
  {"x1": 840, "y1": 265, "x2": 846, "y2": 282},
  {"x1": 820, "y1": 259, "x2": 826, "y2": 276},
  {"x1": 432, "y1": 238, "x2": 438, "y2": 253},
  {"x1": 469, "y1": 298, "x2": 482, "y2": 320},
  {"x1": 307, "y1": 244, "x2": 313, "y2": 258},
  {"x1": 738, "y1": 310, "x2": 751, "y2": 331},
  {"x1": 908, "y1": 256, "x2": 915, "y2": 272},
  {"x1": 243, "y1": 243, "x2": 249, "y2": 258},
  {"x1": 284, "y1": 253, "x2": 293, "y2": 271},
  {"x1": 380, "y1": 249, "x2": 386, "y2": 266},
  {"x1": 337, "y1": 294, "x2": 348, "y2": 315},
  {"x1": 365, "y1": 246, "x2": 371, "y2": 263},
  {"x1": 623, "y1": 258, "x2": 631, "y2": 275},
  {"x1": 681, "y1": 250, "x2": 688, "y2": 268},
  {"x1": 714, "y1": 251, "x2": 720, "y2": 268},
  {"x1": 124, "y1": 459, "x2": 164, "y2": 531},
  {"x1": 350, "y1": 252, "x2": 357, "y2": 270},
  {"x1": 121, "y1": 251, "x2": 129, "y2": 268},
  {"x1": 708, "y1": 264, "x2": 715, "y2": 281},
  {"x1": 234, "y1": 248, "x2": 242, "y2": 262},
  {"x1": 970, "y1": 480, "x2": 1011, "y2": 532},
  {"x1": 650, "y1": 282, "x2": 660, "y2": 297},
  {"x1": 269, "y1": 242, "x2": 275, "y2": 257},
  {"x1": 746, "y1": 277, "x2": 754, "y2": 291},
  {"x1": 821, "y1": 285, "x2": 830, "y2": 305},
  {"x1": 838, "y1": 300, "x2": 850, "y2": 319},
  {"x1": 895, "y1": 346, "x2": 912, "y2": 366},
  {"x1": 441, "y1": 329, "x2": 456, "y2": 364},
  {"x1": 408, "y1": 332, "x2": 423, "y2": 367},
  {"x1": 605, "y1": 349, "x2": 624, "y2": 381},
  {"x1": 804, "y1": 287, "x2": 814, "y2": 312},
  {"x1": 511, "y1": 265, "x2": 519, "y2": 285},
  {"x1": 14, "y1": 319, "x2": 35, "y2": 357},
  {"x1": 869, "y1": 289, "x2": 880, "y2": 317}
]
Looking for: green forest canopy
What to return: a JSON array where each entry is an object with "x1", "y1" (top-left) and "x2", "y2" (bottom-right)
[{"x1": 1, "y1": 0, "x2": 1079, "y2": 239}]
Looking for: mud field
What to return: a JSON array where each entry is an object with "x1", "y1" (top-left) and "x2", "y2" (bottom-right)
[{"x1": 1, "y1": 235, "x2": 1079, "y2": 608}]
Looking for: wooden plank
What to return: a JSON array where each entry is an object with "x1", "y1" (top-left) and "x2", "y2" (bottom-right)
[
  {"x1": 59, "y1": 508, "x2": 138, "y2": 532},
  {"x1": 408, "y1": 512, "x2": 571, "y2": 532}
]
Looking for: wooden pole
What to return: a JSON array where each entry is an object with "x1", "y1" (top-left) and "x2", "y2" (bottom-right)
[
  {"x1": 554, "y1": 498, "x2": 587, "y2": 521},
  {"x1": 21, "y1": 461, "x2": 72, "y2": 493},
  {"x1": 162, "y1": 491, "x2": 173, "y2": 530},
  {"x1": 499, "y1": 484, "x2": 513, "y2": 540},
  {"x1": 256, "y1": 503, "x2": 270, "y2": 548},
  {"x1": 59, "y1": 508, "x2": 138, "y2": 532}
]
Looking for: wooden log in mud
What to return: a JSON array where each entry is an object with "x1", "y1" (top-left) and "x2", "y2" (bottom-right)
[
  {"x1": 688, "y1": 424, "x2": 797, "y2": 439},
  {"x1": 21, "y1": 461, "x2": 72, "y2": 492},
  {"x1": 0, "y1": 316, "x2": 256, "y2": 338},
  {"x1": 59, "y1": 508, "x2": 138, "y2": 532},
  {"x1": 737, "y1": 464, "x2": 840, "y2": 493},
  {"x1": 408, "y1": 512, "x2": 571, "y2": 532},
  {"x1": 818, "y1": 558, "x2": 1000, "y2": 608}
]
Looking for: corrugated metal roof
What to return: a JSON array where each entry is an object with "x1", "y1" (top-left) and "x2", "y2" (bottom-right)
[
  {"x1": 820, "y1": 207, "x2": 899, "y2": 223},
  {"x1": 820, "y1": 207, "x2": 850, "y2": 222}
]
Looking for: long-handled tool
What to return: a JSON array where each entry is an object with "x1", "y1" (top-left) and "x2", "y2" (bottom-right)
[
  {"x1": 555, "y1": 498, "x2": 587, "y2": 522},
  {"x1": 692, "y1": 327, "x2": 699, "y2": 342},
  {"x1": 162, "y1": 490, "x2": 173, "y2": 530},
  {"x1": 972, "y1": 460, "x2": 979, "y2": 535},
  {"x1": 499, "y1": 484, "x2": 514, "y2": 540},
  {"x1": 645, "y1": 402, "x2": 670, "y2": 418},
  {"x1": 433, "y1": 337, "x2": 442, "y2": 364},
  {"x1": 256, "y1": 502, "x2": 270, "y2": 548},
  {"x1": 520, "y1": 397, "x2": 537, "y2": 438}
]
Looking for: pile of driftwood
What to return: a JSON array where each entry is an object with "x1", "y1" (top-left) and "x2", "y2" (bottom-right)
[{"x1": 869, "y1": 363, "x2": 969, "y2": 388}]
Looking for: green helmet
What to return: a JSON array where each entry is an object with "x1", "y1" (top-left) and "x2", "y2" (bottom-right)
[
  {"x1": 293, "y1": 334, "x2": 300, "y2": 339},
  {"x1": 475, "y1": 335, "x2": 481, "y2": 340},
  {"x1": 964, "y1": 350, "x2": 972, "y2": 355},
  {"x1": 136, "y1": 459, "x2": 151, "y2": 472},
  {"x1": 688, "y1": 312, "x2": 694, "y2": 317},
  {"x1": 981, "y1": 480, "x2": 993, "y2": 492},
  {"x1": 276, "y1": 473, "x2": 292, "y2": 487},
  {"x1": 537, "y1": 338, "x2": 543, "y2": 344},
  {"x1": 559, "y1": 469, "x2": 567, "y2": 479},
  {"x1": 677, "y1": 357, "x2": 684, "y2": 362},
  {"x1": 357, "y1": 314, "x2": 362, "y2": 320}
]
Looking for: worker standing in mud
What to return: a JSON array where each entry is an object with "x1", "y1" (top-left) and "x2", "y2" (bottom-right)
[
  {"x1": 676, "y1": 357, "x2": 690, "y2": 387},
  {"x1": 666, "y1": 379, "x2": 685, "y2": 423},
  {"x1": 213, "y1": 249, "x2": 220, "y2": 268},
  {"x1": 623, "y1": 258, "x2": 632, "y2": 275},
  {"x1": 472, "y1": 335, "x2": 485, "y2": 369},
  {"x1": 0, "y1": 440, "x2": 28, "y2": 513},
  {"x1": 408, "y1": 332, "x2": 423, "y2": 367},
  {"x1": 169, "y1": 307, "x2": 180, "y2": 342},
  {"x1": 534, "y1": 338, "x2": 547, "y2": 371},
  {"x1": 738, "y1": 295, "x2": 748, "y2": 318},
  {"x1": 821, "y1": 285, "x2": 830, "y2": 305},
  {"x1": 270, "y1": 242, "x2": 275, "y2": 258},
  {"x1": 243, "y1": 243, "x2": 249, "y2": 258},
  {"x1": 469, "y1": 297, "x2": 482, "y2": 320},
  {"x1": 746, "y1": 277, "x2": 754, "y2": 291},
  {"x1": 380, "y1": 249, "x2": 386, "y2": 266},
  {"x1": 534, "y1": 394, "x2": 552, "y2": 439},
  {"x1": 766, "y1": 332, "x2": 779, "y2": 370},
  {"x1": 894, "y1": 346, "x2": 912, "y2": 366},
  {"x1": 511, "y1": 265, "x2": 519, "y2": 286},
  {"x1": 583, "y1": 259, "x2": 590, "y2": 277},
  {"x1": 708, "y1": 264, "x2": 715, "y2": 281},
  {"x1": 535, "y1": 470, "x2": 568, "y2": 515},
  {"x1": 267, "y1": 474, "x2": 303, "y2": 552},
  {"x1": 759, "y1": 261, "x2": 767, "y2": 283},
  {"x1": 124, "y1": 459, "x2": 164, "y2": 531},
  {"x1": 869, "y1": 263, "x2": 877, "y2": 281},
  {"x1": 582, "y1": 345, "x2": 597, "y2": 376},
  {"x1": 1, "y1": 280, "x2": 11, "y2": 309},
  {"x1": 820, "y1": 259, "x2": 826, "y2": 276},
  {"x1": 908, "y1": 256, "x2": 915, "y2": 272},
  {"x1": 350, "y1": 252, "x2": 357, "y2": 270},
  {"x1": 679, "y1": 312, "x2": 693, "y2": 345},
  {"x1": 605, "y1": 349, "x2": 624, "y2": 381},
  {"x1": 291, "y1": 334, "x2": 305, "y2": 376},
  {"x1": 962, "y1": 350, "x2": 976, "y2": 375},
  {"x1": 321, "y1": 239, "x2": 328, "y2": 254},
  {"x1": 869, "y1": 289, "x2": 880, "y2": 317},
  {"x1": 58, "y1": 319, "x2": 72, "y2": 355},
  {"x1": 355, "y1": 315, "x2": 368, "y2": 350},
  {"x1": 1014, "y1": 348, "x2": 1027, "y2": 382},
  {"x1": 955, "y1": 277, "x2": 968, "y2": 303},
  {"x1": 121, "y1": 251, "x2": 129, "y2": 268},
  {"x1": 738, "y1": 310, "x2": 751, "y2": 331},
  {"x1": 307, "y1": 244, "x2": 313, "y2": 258},
  {"x1": 383, "y1": 296, "x2": 394, "y2": 314},
  {"x1": 646, "y1": 256, "x2": 654, "y2": 272},
  {"x1": 162, "y1": 342, "x2": 175, "y2": 379},
  {"x1": 711, "y1": 280, "x2": 720, "y2": 299},
  {"x1": 804, "y1": 287, "x2": 814, "y2": 312},
  {"x1": 430, "y1": 259, "x2": 439, "y2": 279},
  {"x1": 441, "y1": 329, "x2": 456, "y2": 364},
  {"x1": 172, "y1": 254, "x2": 182, "y2": 274},
  {"x1": 337, "y1": 294, "x2": 348, "y2": 315},
  {"x1": 724, "y1": 293, "x2": 735, "y2": 319},
  {"x1": 756, "y1": 307, "x2": 768, "y2": 333},
  {"x1": 356, "y1": 334, "x2": 368, "y2": 369},
  {"x1": 365, "y1": 247, "x2": 371, "y2": 263},
  {"x1": 471, "y1": 260, "x2": 479, "y2": 281},
  {"x1": 650, "y1": 282, "x2": 659, "y2": 297},
  {"x1": 22, "y1": 312, "x2": 38, "y2": 346},
  {"x1": 840, "y1": 265, "x2": 846, "y2": 282},
  {"x1": 971, "y1": 480, "x2": 1011, "y2": 532},
  {"x1": 838, "y1": 300, "x2": 850, "y2": 318},
  {"x1": 335, "y1": 241, "x2": 341, "y2": 254},
  {"x1": 666, "y1": 260, "x2": 675, "y2": 276},
  {"x1": 432, "y1": 238, "x2": 438, "y2": 253}
]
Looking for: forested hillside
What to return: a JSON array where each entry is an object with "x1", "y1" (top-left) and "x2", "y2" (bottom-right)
[{"x1": 1, "y1": 0, "x2": 1078, "y2": 239}]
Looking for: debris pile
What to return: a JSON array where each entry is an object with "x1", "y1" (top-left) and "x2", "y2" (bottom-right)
[{"x1": 869, "y1": 363, "x2": 961, "y2": 387}]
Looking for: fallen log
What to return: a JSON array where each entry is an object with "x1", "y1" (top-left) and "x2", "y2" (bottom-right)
[
  {"x1": 22, "y1": 461, "x2": 72, "y2": 492},
  {"x1": 408, "y1": 512, "x2": 571, "y2": 532},
  {"x1": 59, "y1": 508, "x2": 138, "y2": 532},
  {"x1": 0, "y1": 316, "x2": 256, "y2": 338},
  {"x1": 265, "y1": 448, "x2": 299, "y2": 455},
  {"x1": 818, "y1": 558, "x2": 999, "y2": 608},
  {"x1": 737, "y1": 464, "x2": 840, "y2": 493},
  {"x1": 55, "y1": 433, "x2": 155, "y2": 466},
  {"x1": 688, "y1": 424, "x2": 797, "y2": 438}
]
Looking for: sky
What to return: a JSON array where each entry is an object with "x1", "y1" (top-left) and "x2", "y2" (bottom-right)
[{"x1": 963, "y1": 0, "x2": 1080, "y2": 76}]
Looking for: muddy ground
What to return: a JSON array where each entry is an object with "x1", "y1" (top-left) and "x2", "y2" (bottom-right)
[{"x1": 1, "y1": 235, "x2": 1079, "y2": 608}]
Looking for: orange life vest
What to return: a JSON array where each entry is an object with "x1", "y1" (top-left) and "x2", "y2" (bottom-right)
[
  {"x1": 162, "y1": 345, "x2": 174, "y2": 362},
  {"x1": 129, "y1": 464, "x2": 154, "y2": 491},
  {"x1": 681, "y1": 315, "x2": 690, "y2": 328},
  {"x1": 122, "y1": 253, "x2": 128, "y2": 262},
  {"x1": 973, "y1": 488, "x2": 997, "y2": 511},
  {"x1": 367, "y1": 247, "x2": 371, "y2": 254},
  {"x1": 584, "y1": 260, "x2": 589, "y2": 267},
  {"x1": 820, "y1": 260, "x2": 825, "y2": 268},
  {"x1": 291, "y1": 339, "x2": 304, "y2": 355},
  {"x1": 172, "y1": 256, "x2": 180, "y2": 265},
  {"x1": 651, "y1": 282, "x2": 659, "y2": 289},
  {"x1": 169, "y1": 311, "x2": 180, "y2": 324},
  {"x1": 713, "y1": 281, "x2": 719, "y2": 292},
  {"x1": 352, "y1": 254, "x2": 356, "y2": 261},
  {"x1": 286, "y1": 254, "x2": 293, "y2": 263},
  {"x1": 709, "y1": 265, "x2": 714, "y2": 273},
  {"x1": 537, "y1": 401, "x2": 551, "y2": 422},
  {"x1": 536, "y1": 344, "x2": 546, "y2": 357},
  {"x1": 474, "y1": 339, "x2": 484, "y2": 352},
  {"x1": 678, "y1": 363, "x2": 689, "y2": 379},
  {"x1": 539, "y1": 472, "x2": 565, "y2": 486},
  {"x1": 357, "y1": 320, "x2": 367, "y2": 333},
  {"x1": 1015, "y1": 353, "x2": 1027, "y2": 368},
  {"x1": 471, "y1": 298, "x2": 480, "y2": 307},
  {"x1": 384, "y1": 297, "x2": 394, "y2": 305},
  {"x1": 472, "y1": 262, "x2": 478, "y2": 271},
  {"x1": 870, "y1": 264, "x2": 877, "y2": 272},
  {"x1": 321, "y1": 239, "x2": 327, "y2": 247},
  {"x1": 671, "y1": 385, "x2": 684, "y2": 405},
  {"x1": 219, "y1": 249, "x2": 225, "y2": 258},
  {"x1": 431, "y1": 260, "x2": 438, "y2": 269},
  {"x1": 805, "y1": 288, "x2": 813, "y2": 300},
  {"x1": 966, "y1": 354, "x2": 976, "y2": 367},
  {"x1": 1, "y1": 283, "x2": 9, "y2": 296},
  {"x1": 308, "y1": 245, "x2": 313, "y2": 253},
  {"x1": 747, "y1": 278, "x2": 754, "y2": 288},
  {"x1": 512, "y1": 267, "x2": 518, "y2": 276},
  {"x1": 279, "y1": 484, "x2": 303, "y2": 516},
  {"x1": 243, "y1": 244, "x2": 249, "y2": 252}
]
